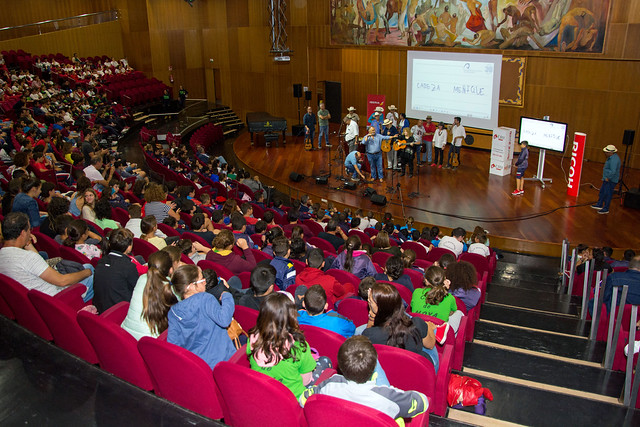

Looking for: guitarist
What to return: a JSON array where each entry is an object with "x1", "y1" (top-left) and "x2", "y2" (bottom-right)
[
  {"x1": 381, "y1": 118, "x2": 399, "y2": 170},
  {"x1": 397, "y1": 127, "x2": 417, "y2": 177},
  {"x1": 362, "y1": 126, "x2": 395, "y2": 183},
  {"x1": 303, "y1": 106, "x2": 316, "y2": 151},
  {"x1": 445, "y1": 116, "x2": 466, "y2": 170}
]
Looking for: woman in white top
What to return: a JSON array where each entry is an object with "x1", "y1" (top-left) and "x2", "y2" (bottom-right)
[{"x1": 432, "y1": 122, "x2": 447, "y2": 168}]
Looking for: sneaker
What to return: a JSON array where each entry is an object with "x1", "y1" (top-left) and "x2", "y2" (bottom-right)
[
  {"x1": 326, "y1": 144, "x2": 333, "y2": 148},
  {"x1": 352, "y1": 177, "x2": 360, "y2": 182},
  {"x1": 430, "y1": 163, "x2": 436, "y2": 167},
  {"x1": 518, "y1": 190, "x2": 524, "y2": 195},
  {"x1": 511, "y1": 190, "x2": 520, "y2": 196},
  {"x1": 434, "y1": 322, "x2": 450, "y2": 345},
  {"x1": 591, "y1": 204, "x2": 603, "y2": 210},
  {"x1": 443, "y1": 165, "x2": 450, "y2": 169},
  {"x1": 400, "y1": 173, "x2": 405, "y2": 177},
  {"x1": 438, "y1": 165, "x2": 442, "y2": 169},
  {"x1": 379, "y1": 178, "x2": 384, "y2": 183},
  {"x1": 624, "y1": 340, "x2": 640, "y2": 356},
  {"x1": 598, "y1": 209, "x2": 609, "y2": 214}
]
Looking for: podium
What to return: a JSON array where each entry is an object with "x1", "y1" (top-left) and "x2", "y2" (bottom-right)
[{"x1": 490, "y1": 127, "x2": 516, "y2": 176}]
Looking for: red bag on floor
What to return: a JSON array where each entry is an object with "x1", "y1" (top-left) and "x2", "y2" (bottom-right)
[{"x1": 447, "y1": 373, "x2": 494, "y2": 407}]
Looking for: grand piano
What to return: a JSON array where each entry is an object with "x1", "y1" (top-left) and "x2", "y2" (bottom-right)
[{"x1": 246, "y1": 112, "x2": 287, "y2": 147}]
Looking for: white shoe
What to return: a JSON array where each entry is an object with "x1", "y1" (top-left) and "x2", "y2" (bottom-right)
[{"x1": 624, "y1": 340, "x2": 640, "y2": 356}]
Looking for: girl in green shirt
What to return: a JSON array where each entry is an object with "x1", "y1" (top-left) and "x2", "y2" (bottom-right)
[{"x1": 411, "y1": 265, "x2": 464, "y2": 334}]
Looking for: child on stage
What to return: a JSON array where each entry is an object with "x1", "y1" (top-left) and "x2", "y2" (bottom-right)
[{"x1": 512, "y1": 140, "x2": 529, "y2": 196}]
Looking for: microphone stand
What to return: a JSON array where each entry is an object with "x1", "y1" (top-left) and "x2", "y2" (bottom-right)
[{"x1": 409, "y1": 151, "x2": 422, "y2": 198}]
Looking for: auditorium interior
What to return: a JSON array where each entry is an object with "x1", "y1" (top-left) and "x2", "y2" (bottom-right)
[{"x1": 1, "y1": 1, "x2": 640, "y2": 426}]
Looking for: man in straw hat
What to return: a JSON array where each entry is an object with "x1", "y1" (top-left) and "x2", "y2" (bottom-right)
[
  {"x1": 368, "y1": 106, "x2": 385, "y2": 125},
  {"x1": 382, "y1": 118, "x2": 399, "y2": 170},
  {"x1": 386, "y1": 104, "x2": 399, "y2": 128},
  {"x1": 343, "y1": 106, "x2": 360, "y2": 124},
  {"x1": 369, "y1": 111, "x2": 382, "y2": 134},
  {"x1": 591, "y1": 144, "x2": 620, "y2": 214}
]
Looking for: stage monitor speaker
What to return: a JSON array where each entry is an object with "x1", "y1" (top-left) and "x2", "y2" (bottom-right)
[
  {"x1": 316, "y1": 176, "x2": 328, "y2": 185},
  {"x1": 364, "y1": 187, "x2": 377, "y2": 198},
  {"x1": 624, "y1": 188, "x2": 640, "y2": 209},
  {"x1": 293, "y1": 84, "x2": 303, "y2": 98},
  {"x1": 623, "y1": 129, "x2": 635, "y2": 146},
  {"x1": 305, "y1": 90, "x2": 312, "y2": 101},
  {"x1": 344, "y1": 181, "x2": 356, "y2": 190},
  {"x1": 371, "y1": 194, "x2": 387, "y2": 206},
  {"x1": 289, "y1": 172, "x2": 303, "y2": 182}
]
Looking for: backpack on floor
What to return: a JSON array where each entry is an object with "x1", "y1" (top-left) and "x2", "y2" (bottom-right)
[{"x1": 447, "y1": 373, "x2": 494, "y2": 415}]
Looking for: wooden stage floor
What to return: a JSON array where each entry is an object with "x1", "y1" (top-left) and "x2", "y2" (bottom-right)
[{"x1": 233, "y1": 131, "x2": 639, "y2": 255}]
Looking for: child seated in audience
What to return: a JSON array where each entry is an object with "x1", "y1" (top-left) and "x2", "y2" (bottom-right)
[
  {"x1": 140, "y1": 215, "x2": 167, "y2": 250},
  {"x1": 247, "y1": 292, "x2": 332, "y2": 399},
  {"x1": 374, "y1": 255, "x2": 415, "y2": 292},
  {"x1": 612, "y1": 249, "x2": 636, "y2": 268},
  {"x1": 331, "y1": 235, "x2": 377, "y2": 279},
  {"x1": 297, "y1": 248, "x2": 353, "y2": 305},
  {"x1": 269, "y1": 235, "x2": 296, "y2": 291},
  {"x1": 402, "y1": 249, "x2": 424, "y2": 273},
  {"x1": 447, "y1": 261, "x2": 481, "y2": 312},
  {"x1": 297, "y1": 285, "x2": 356, "y2": 338},
  {"x1": 63, "y1": 219, "x2": 102, "y2": 260},
  {"x1": 411, "y1": 265, "x2": 464, "y2": 334},
  {"x1": 93, "y1": 196, "x2": 121, "y2": 230},
  {"x1": 168, "y1": 264, "x2": 236, "y2": 369},
  {"x1": 429, "y1": 226, "x2": 442, "y2": 247},
  {"x1": 230, "y1": 212, "x2": 254, "y2": 243},
  {"x1": 372, "y1": 230, "x2": 402, "y2": 256},
  {"x1": 299, "y1": 336, "x2": 429, "y2": 421},
  {"x1": 237, "y1": 264, "x2": 276, "y2": 310},
  {"x1": 176, "y1": 238, "x2": 210, "y2": 264},
  {"x1": 438, "y1": 227, "x2": 466, "y2": 257},
  {"x1": 467, "y1": 233, "x2": 490, "y2": 257},
  {"x1": 190, "y1": 213, "x2": 217, "y2": 246},
  {"x1": 436, "y1": 253, "x2": 456, "y2": 270}
]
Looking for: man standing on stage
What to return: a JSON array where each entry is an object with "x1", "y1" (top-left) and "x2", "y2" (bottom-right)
[
  {"x1": 382, "y1": 118, "x2": 399, "y2": 170},
  {"x1": 445, "y1": 116, "x2": 465, "y2": 170},
  {"x1": 317, "y1": 102, "x2": 331, "y2": 149},
  {"x1": 344, "y1": 150, "x2": 366, "y2": 181},
  {"x1": 386, "y1": 105, "x2": 399, "y2": 128},
  {"x1": 363, "y1": 126, "x2": 394, "y2": 183},
  {"x1": 592, "y1": 145, "x2": 621, "y2": 215},
  {"x1": 343, "y1": 106, "x2": 360, "y2": 124},
  {"x1": 369, "y1": 111, "x2": 382, "y2": 134},
  {"x1": 303, "y1": 106, "x2": 316, "y2": 149},
  {"x1": 422, "y1": 115, "x2": 436, "y2": 165},
  {"x1": 368, "y1": 106, "x2": 384, "y2": 125},
  {"x1": 345, "y1": 116, "x2": 359, "y2": 153},
  {"x1": 411, "y1": 119, "x2": 425, "y2": 166}
]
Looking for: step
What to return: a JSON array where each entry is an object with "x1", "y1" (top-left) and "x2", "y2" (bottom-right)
[
  {"x1": 473, "y1": 322, "x2": 605, "y2": 363},
  {"x1": 429, "y1": 414, "x2": 476, "y2": 427},
  {"x1": 486, "y1": 284, "x2": 579, "y2": 315},
  {"x1": 452, "y1": 373, "x2": 640, "y2": 426},
  {"x1": 463, "y1": 343, "x2": 624, "y2": 399},
  {"x1": 499, "y1": 251, "x2": 560, "y2": 271},
  {"x1": 479, "y1": 304, "x2": 589, "y2": 336}
]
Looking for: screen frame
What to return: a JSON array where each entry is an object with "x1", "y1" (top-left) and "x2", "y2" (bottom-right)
[{"x1": 518, "y1": 116, "x2": 569, "y2": 153}]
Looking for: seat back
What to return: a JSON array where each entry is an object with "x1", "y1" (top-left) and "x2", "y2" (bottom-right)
[
  {"x1": 459, "y1": 253, "x2": 489, "y2": 277},
  {"x1": 401, "y1": 241, "x2": 429, "y2": 260},
  {"x1": 336, "y1": 298, "x2": 369, "y2": 327},
  {"x1": 371, "y1": 251, "x2": 393, "y2": 267},
  {"x1": 0, "y1": 273, "x2": 52, "y2": 340},
  {"x1": 348, "y1": 229, "x2": 372, "y2": 246},
  {"x1": 299, "y1": 324, "x2": 346, "y2": 368},
  {"x1": 326, "y1": 269, "x2": 360, "y2": 289},
  {"x1": 197, "y1": 260, "x2": 234, "y2": 281},
  {"x1": 308, "y1": 237, "x2": 337, "y2": 254},
  {"x1": 378, "y1": 280, "x2": 412, "y2": 306},
  {"x1": 404, "y1": 268, "x2": 425, "y2": 289},
  {"x1": 59, "y1": 245, "x2": 92, "y2": 264},
  {"x1": 77, "y1": 303, "x2": 153, "y2": 390},
  {"x1": 32, "y1": 231, "x2": 61, "y2": 258},
  {"x1": 234, "y1": 305, "x2": 259, "y2": 331},
  {"x1": 426, "y1": 247, "x2": 456, "y2": 262},
  {"x1": 213, "y1": 361, "x2": 307, "y2": 427},
  {"x1": 302, "y1": 219, "x2": 324, "y2": 236},
  {"x1": 112, "y1": 207, "x2": 130, "y2": 226},
  {"x1": 0, "y1": 293, "x2": 15, "y2": 319},
  {"x1": 413, "y1": 259, "x2": 433, "y2": 270},
  {"x1": 250, "y1": 248, "x2": 273, "y2": 263},
  {"x1": 304, "y1": 394, "x2": 398, "y2": 427},
  {"x1": 181, "y1": 231, "x2": 211, "y2": 248},
  {"x1": 28, "y1": 289, "x2": 98, "y2": 363},
  {"x1": 132, "y1": 238, "x2": 158, "y2": 262},
  {"x1": 157, "y1": 222, "x2": 181, "y2": 237},
  {"x1": 138, "y1": 337, "x2": 223, "y2": 419}
]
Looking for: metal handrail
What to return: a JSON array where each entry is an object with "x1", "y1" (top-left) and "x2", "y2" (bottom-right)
[{"x1": 0, "y1": 10, "x2": 118, "y2": 41}]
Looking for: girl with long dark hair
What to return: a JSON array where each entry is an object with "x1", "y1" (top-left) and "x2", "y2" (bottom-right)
[{"x1": 330, "y1": 235, "x2": 376, "y2": 279}]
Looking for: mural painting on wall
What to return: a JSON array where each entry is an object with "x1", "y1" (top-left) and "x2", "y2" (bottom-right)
[{"x1": 331, "y1": 0, "x2": 610, "y2": 53}]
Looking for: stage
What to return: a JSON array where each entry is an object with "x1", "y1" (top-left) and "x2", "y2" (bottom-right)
[{"x1": 233, "y1": 130, "x2": 639, "y2": 256}]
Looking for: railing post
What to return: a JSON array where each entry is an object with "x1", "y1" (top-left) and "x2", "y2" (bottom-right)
[
  {"x1": 589, "y1": 271, "x2": 602, "y2": 339},
  {"x1": 580, "y1": 260, "x2": 591, "y2": 320},
  {"x1": 560, "y1": 239, "x2": 569, "y2": 290},
  {"x1": 623, "y1": 306, "x2": 638, "y2": 406},
  {"x1": 604, "y1": 286, "x2": 628, "y2": 370},
  {"x1": 567, "y1": 248, "x2": 577, "y2": 295}
]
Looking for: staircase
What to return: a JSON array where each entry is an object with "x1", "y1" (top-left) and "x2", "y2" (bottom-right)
[
  {"x1": 206, "y1": 106, "x2": 243, "y2": 137},
  {"x1": 445, "y1": 251, "x2": 640, "y2": 426}
]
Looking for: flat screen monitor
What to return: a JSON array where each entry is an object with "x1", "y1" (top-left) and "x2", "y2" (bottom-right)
[{"x1": 519, "y1": 116, "x2": 568, "y2": 152}]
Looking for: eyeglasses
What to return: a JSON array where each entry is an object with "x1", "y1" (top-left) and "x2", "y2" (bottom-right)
[{"x1": 189, "y1": 278, "x2": 206, "y2": 288}]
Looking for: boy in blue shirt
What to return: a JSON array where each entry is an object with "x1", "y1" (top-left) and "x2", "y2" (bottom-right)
[
  {"x1": 269, "y1": 236, "x2": 296, "y2": 291},
  {"x1": 298, "y1": 285, "x2": 355, "y2": 338}
]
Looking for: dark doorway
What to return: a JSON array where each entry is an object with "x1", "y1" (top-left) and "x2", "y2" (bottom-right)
[{"x1": 323, "y1": 81, "x2": 341, "y2": 124}]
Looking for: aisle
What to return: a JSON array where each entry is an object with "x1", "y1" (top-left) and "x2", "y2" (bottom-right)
[{"x1": 448, "y1": 252, "x2": 640, "y2": 426}]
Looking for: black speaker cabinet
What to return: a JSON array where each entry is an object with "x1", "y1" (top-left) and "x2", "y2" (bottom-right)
[
  {"x1": 624, "y1": 188, "x2": 640, "y2": 209},
  {"x1": 305, "y1": 90, "x2": 312, "y2": 101},
  {"x1": 344, "y1": 181, "x2": 356, "y2": 190},
  {"x1": 316, "y1": 176, "x2": 328, "y2": 185},
  {"x1": 364, "y1": 187, "x2": 377, "y2": 198},
  {"x1": 371, "y1": 194, "x2": 387, "y2": 206},
  {"x1": 292, "y1": 124, "x2": 305, "y2": 137},
  {"x1": 293, "y1": 84, "x2": 303, "y2": 98},
  {"x1": 623, "y1": 129, "x2": 635, "y2": 146},
  {"x1": 289, "y1": 172, "x2": 303, "y2": 182}
]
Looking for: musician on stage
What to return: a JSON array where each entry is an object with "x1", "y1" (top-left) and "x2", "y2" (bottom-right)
[
  {"x1": 344, "y1": 150, "x2": 366, "y2": 181},
  {"x1": 362, "y1": 126, "x2": 394, "y2": 183},
  {"x1": 369, "y1": 111, "x2": 382, "y2": 134},
  {"x1": 317, "y1": 102, "x2": 331, "y2": 149},
  {"x1": 382, "y1": 118, "x2": 399, "y2": 170},
  {"x1": 368, "y1": 106, "x2": 384, "y2": 125},
  {"x1": 386, "y1": 105, "x2": 399, "y2": 128},
  {"x1": 343, "y1": 106, "x2": 360, "y2": 124},
  {"x1": 444, "y1": 116, "x2": 465, "y2": 170},
  {"x1": 411, "y1": 119, "x2": 425, "y2": 165},
  {"x1": 344, "y1": 116, "x2": 359, "y2": 152},
  {"x1": 422, "y1": 115, "x2": 436, "y2": 165},
  {"x1": 303, "y1": 106, "x2": 316, "y2": 149},
  {"x1": 398, "y1": 127, "x2": 417, "y2": 178}
]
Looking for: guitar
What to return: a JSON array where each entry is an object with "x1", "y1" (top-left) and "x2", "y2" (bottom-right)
[
  {"x1": 381, "y1": 138, "x2": 392, "y2": 153},
  {"x1": 304, "y1": 128, "x2": 312, "y2": 150}
]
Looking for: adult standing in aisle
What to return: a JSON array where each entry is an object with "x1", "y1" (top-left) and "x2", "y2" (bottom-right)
[
  {"x1": 317, "y1": 102, "x2": 331, "y2": 149},
  {"x1": 591, "y1": 145, "x2": 620, "y2": 215}
]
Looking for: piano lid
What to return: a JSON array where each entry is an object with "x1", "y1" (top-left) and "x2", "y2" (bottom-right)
[{"x1": 246, "y1": 112, "x2": 286, "y2": 132}]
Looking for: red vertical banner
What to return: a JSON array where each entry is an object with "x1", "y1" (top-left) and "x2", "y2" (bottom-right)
[
  {"x1": 567, "y1": 132, "x2": 586, "y2": 197},
  {"x1": 367, "y1": 95, "x2": 386, "y2": 121}
]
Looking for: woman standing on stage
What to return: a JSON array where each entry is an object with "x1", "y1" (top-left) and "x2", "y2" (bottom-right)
[{"x1": 432, "y1": 122, "x2": 447, "y2": 168}]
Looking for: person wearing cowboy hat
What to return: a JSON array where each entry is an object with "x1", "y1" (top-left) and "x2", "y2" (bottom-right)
[
  {"x1": 386, "y1": 105, "x2": 399, "y2": 128},
  {"x1": 369, "y1": 111, "x2": 383, "y2": 134},
  {"x1": 591, "y1": 144, "x2": 621, "y2": 214},
  {"x1": 368, "y1": 106, "x2": 385, "y2": 125},
  {"x1": 344, "y1": 115, "x2": 359, "y2": 153},
  {"x1": 381, "y1": 118, "x2": 399, "y2": 170},
  {"x1": 343, "y1": 106, "x2": 360, "y2": 124}
]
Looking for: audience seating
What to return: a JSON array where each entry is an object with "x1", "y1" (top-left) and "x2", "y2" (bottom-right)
[
  {"x1": 32, "y1": 231, "x2": 62, "y2": 258},
  {"x1": 401, "y1": 241, "x2": 429, "y2": 260},
  {"x1": 138, "y1": 337, "x2": 224, "y2": 419},
  {"x1": 157, "y1": 223, "x2": 181, "y2": 238},
  {"x1": 404, "y1": 268, "x2": 425, "y2": 289},
  {"x1": 0, "y1": 293, "x2": 15, "y2": 320},
  {"x1": 348, "y1": 229, "x2": 372, "y2": 246},
  {"x1": 308, "y1": 237, "x2": 337, "y2": 255},
  {"x1": 426, "y1": 247, "x2": 456, "y2": 262},
  {"x1": 132, "y1": 238, "x2": 161, "y2": 262},
  {"x1": 234, "y1": 305, "x2": 259, "y2": 331},
  {"x1": 0, "y1": 273, "x2": 54, "y2": 340},
  {"x1": 59, "y1": 245, "x2": 92, "y2": 265},
  {"x1": 299, "y1": 324, "x2": 346, "y2": 369},
  {"x1": 197, "y1": 260, "x2": 234, "y2": 281},
  {"x1": 326, "y1": 269, "x2": 360, "y2": 290},
  {"x1": 413, "y1": 259, "x2": 433, "y2": 270},
  {"x1": 336, "y1": 298, "x2": 368, "y2": 327},
  {"x1": 378, "y1": 280, "x2": 412, "y2": 306},
  {"x1": 77, "y1": 302, "x2": 153, "y2": 390},
  {"x1": 180, "y1": 253, "x2": 195, "y2": 265},
  {"x1": 181, "y1": 231, "x2": 211, "y2": 248},
  {"x1": 372, "y1": 251, "x2": 393, "y2": 267},
  {"x1": 28, "y1": 288, "x2": 98, "y2": 364},
  {"x1": 213, "y1": 361, "x2": 306, "y2": 426},
  {"x1": 250, "y1": 248, "x2": 273, "y2": 263}
]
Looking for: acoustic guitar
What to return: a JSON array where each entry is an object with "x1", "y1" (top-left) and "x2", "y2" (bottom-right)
[
  {"x1": 304, "y1": 128, "x2": 312, "y2": 151},
  {"x1": 381, "y1": 138, "x2": 392, "y2": 153}
]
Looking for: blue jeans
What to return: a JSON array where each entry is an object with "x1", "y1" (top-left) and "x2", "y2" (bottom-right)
[
  {"x1": 346, "y1": 164, "x2": 358, "y2": 179},
  {"x1": 422, "y1": 345, "x2": 440, "y2": 373},
  {"x1": 596, "y1": 180, "x2": 615, "y2": 211},
  {"x1": 318, "y1": 125, "x2": 329, "y2": 148},
  {"x1": 80, "y1": 264, "x2": 95, "y2": 302},
  {"x1": 367, "y1": 152, "x2": 383, "y2": 180},
  {"x1": 421, "y1": 141, "x2": 432, "y2": 163}
]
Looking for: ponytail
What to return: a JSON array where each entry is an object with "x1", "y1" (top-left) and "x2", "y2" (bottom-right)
[
  {"x1": 343, "y1": 235, "x2": 361, "y2": 273},
  {"x1": 424, "y1": 265, "x2": 448, "y2": 306},
  {"x1": 63, "y1": 219, "x2": 88, "y2": 247},
  {"x1": 142, "y1": 251, "x2": 177, "y2": 335}
]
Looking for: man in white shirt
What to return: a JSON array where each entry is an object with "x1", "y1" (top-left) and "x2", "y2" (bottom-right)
[
  {"x1": 344, "y1": 116, "x2": 359, "y2": 153},
  {"x1": 0, "y1": 212, "x2": 94, "y2": 301},
  {"x1": 438, "y1": 227, "x2": 466, "y2": 257},
  {"x1": 83, "y1": 155, "x2": 114, "y2": 192},
  {"x1": 445, "y1": 116, "x2": 465, "y2": 170}
]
